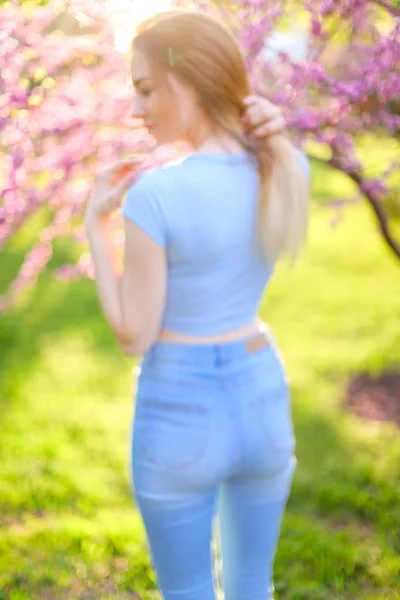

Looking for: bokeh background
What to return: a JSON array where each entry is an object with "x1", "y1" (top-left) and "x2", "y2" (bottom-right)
[{"x1": 1, "y1": 1, "x2": 399, "y2": 598}]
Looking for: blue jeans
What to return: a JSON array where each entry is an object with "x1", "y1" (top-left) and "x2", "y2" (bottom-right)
[{"x1": 131, "y1": 326, "x2": 296, "y2": 600}]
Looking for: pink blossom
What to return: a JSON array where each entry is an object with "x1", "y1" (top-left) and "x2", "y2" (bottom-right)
[{"x1": 1, "y1": 0, "x2": 399, "y2": 307}]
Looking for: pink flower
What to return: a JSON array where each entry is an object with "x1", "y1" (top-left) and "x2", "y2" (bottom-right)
[{"x1": 1, "y1": 0, "x2": 399, "y2": 306}]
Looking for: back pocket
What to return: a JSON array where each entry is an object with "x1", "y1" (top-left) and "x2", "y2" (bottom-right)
[
  {"x1": 254, "y1": 389, "x2": 295, "y2": 458},
  {"x1": 133, "y1": 394, "x2": 210, "y2": 470}
]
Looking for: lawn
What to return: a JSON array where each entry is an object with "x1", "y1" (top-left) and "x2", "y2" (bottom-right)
[{"x1": 0, "y1": 156, "x2": 399, "y2": 600}]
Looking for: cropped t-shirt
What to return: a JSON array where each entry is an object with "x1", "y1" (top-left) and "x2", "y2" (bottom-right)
[{"x1": 121, "y1": 150, "x2": 310, "y2": 336}]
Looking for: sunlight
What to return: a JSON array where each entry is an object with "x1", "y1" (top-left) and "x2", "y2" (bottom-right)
[
  {"x1": 103, "y1": 0, "x2": 172, "y2": 52},
  {"x1": 133, "y1": 0, "x2": 172, "y2": 25}
]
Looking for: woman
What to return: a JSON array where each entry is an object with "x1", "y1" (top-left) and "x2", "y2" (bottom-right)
[{"x1": 85, "y1": 9, "x2": 310, "y2": 600}]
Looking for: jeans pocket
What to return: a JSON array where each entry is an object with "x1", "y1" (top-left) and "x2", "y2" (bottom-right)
[
  {"x1": 254, "y1": 388, "x2": 296, "y2": 467},
  {"x1": 133, "y1": 396, "x2": 210, "y2": 470}
]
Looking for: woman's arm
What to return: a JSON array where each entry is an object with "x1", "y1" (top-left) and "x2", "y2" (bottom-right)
[
  {"x1": 85, "y1": 214, "x2": 167, "y2": 356},
  {"x1": 84, "y1": 160, "x2": 167, "y2": 356}
]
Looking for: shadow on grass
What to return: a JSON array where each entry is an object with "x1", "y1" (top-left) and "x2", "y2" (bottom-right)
[{"x1": 291, "y1": 391, "x2": 400, "y2": 555}]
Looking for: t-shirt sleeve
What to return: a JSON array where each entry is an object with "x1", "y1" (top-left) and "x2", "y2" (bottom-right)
[
  {"x1": 121, "y1": 172, "x2": 167, "y2": 247},
  {"x1": 296, "y1": 149, "x2": 311, "y2": 180}
]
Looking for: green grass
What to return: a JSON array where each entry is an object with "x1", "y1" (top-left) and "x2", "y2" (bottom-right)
[{"x1": 0, "y1": 158, "x2": 399, "y2": 600}]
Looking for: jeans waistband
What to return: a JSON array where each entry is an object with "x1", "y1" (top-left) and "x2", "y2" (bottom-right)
[{"x1": 143, "y1": 323, "x2": 273, "y2": 368}]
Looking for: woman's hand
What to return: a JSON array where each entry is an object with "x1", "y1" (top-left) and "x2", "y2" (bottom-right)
[
  {"x1": 85, "y1": 158, "x2": 141, "y2": 224},
  {"x1": 242, "y1": 95, "x2": 286, "y2": 138}
]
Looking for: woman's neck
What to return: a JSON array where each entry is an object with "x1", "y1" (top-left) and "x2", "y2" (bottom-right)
[
  {"x1": 185, "y1": 112, "x2": 245, "y2": 155},
  {"x1": 194, "y1": 136, "x2": 244, "y2": 155}
]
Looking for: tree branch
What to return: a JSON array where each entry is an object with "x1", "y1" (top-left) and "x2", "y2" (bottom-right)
[
  {"x1": 346, "y1": 169, "x2": 400, "y2": 260},
  {"x1": 310, "y1": 155, "x2": 400, "y2": 261}
]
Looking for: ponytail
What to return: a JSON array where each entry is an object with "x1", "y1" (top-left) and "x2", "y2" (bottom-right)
[
  {"x1": 227, "y1": 124, "x2": 309, "y2": 263},
  {"x1": 255, "y1": 135, "x2": 309, "y2": 263}
]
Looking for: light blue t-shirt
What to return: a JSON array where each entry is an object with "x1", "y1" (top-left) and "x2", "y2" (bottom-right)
[{"x1": 121, "y1": 150, "x2": 310, "y2": 336}]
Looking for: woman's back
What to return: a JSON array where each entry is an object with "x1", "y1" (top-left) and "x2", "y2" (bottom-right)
[
  {"x1": 86, "y1": 9, "x2": 312, "y2": 598},
  {"x1": 122, "y1": 150, "x2": 275, "y2": 336}
]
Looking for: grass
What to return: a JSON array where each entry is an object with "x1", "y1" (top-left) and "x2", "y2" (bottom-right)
[{"x1": 0, "y1": 156, "x2": 399, "y2": 600}]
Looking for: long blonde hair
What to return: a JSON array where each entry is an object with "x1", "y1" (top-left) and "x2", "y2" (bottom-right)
[{"x1": 132, "y1": 9, "x2": 309, "y2": 262}]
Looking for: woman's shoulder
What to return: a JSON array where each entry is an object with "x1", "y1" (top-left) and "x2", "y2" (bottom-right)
[
  {"x1": 128, "y1": 156, "x2": 191, "y2": 210},
  {"x1": 134, "y1": 149, "x2": 258, "y2": 198},
  {"x1": 137, "y1": 154, "x2": 190, "y2": 189}
]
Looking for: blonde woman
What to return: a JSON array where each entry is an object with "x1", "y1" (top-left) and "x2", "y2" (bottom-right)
[{"x1": 85, "y1": 9, "x2": 310, "y2": 600}]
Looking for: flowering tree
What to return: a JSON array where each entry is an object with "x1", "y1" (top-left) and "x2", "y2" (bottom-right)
[
  {"x1": 0, "y1": 0, "x2": 176, "y2": 310},
  {"x1": 1, "y1": 0, "x2": 399, "y2": 311},
  {"x1": 191, "y1": 0, "x2": 400, "y2": 254}
]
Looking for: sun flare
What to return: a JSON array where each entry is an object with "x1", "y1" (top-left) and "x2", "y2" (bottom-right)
[
  {"x1": 104, "y1": 0, "x2": 173, "y2": 52},
  {"x1": 133, "y1": 0, "x2": 172, "y2": 25}
]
